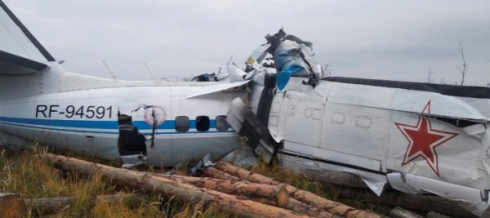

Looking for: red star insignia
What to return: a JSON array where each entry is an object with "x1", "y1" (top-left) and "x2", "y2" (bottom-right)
[{"x1": 395, "y1": 101, "x2": 458, "y2": 176}]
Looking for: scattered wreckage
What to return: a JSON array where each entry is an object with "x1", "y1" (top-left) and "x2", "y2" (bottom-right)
[{"x1": 0, "y1": 1, "x2": 489, "y2": 216}]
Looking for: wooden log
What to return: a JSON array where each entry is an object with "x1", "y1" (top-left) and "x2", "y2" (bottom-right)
[
  {"x1": 201, "y1": 167, "x2": 240, "y2": 181},
  {"x1": 26, "y1": 193, "x2": 143, "y2": 215},
  {"x1": 300, "y1": 169, "x2": 369, "y2": 189},
  {"x1": 44, "y1": 153, "x2": 310, "y2": 218},
  {"x1": 426, "y1": 211, "x2": 453, "y2": 218},
  {"x1": 250, "y1": 197, "x2": 337, "y2": 218},
  {"x1": 0, "y1": 193, "x2": 27, "y2": 218},
  {"x1": 287, "y1": 198, "x2": 340, "y2": 218},
  {"x1": 162, "y1": 175, "x2": 289, "y2": 208},
  {"x1": 389, "y1": 207, "x2": 423, "y2": 218},
  {"x1": 334, "y1": 187, "x2": 477, "y2": 218},
  {"x1": 215, "y1": 161, "x2": 381, "y2": 218}
]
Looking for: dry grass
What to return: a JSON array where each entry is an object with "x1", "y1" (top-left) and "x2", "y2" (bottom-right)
[
  {"x1": 0, "y1": 145, "x2": 389, "y2": 217},
  {"x1": 0, "y1": 146, "x2": 228, "y2": 217}
]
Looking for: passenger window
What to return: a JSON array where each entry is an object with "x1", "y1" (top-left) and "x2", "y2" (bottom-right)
[
  {"x1": 175, "y1": 116, "x2": 189, "y2": 132},
  {"x1": 216, "y1": 115, "x2": 230, "y2": 132},
  {"x1": 196, "y1": 116, "x2": 210, "y2": 131}
]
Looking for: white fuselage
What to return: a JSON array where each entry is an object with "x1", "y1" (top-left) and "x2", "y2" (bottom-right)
[{"x1": 0, "y1": 73, "x2": 247, "y2": 166}]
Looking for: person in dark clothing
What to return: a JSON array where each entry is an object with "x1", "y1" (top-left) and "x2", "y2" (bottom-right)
[{"x1": 117, "y1": 114, "x2": 147, "y2": 155}]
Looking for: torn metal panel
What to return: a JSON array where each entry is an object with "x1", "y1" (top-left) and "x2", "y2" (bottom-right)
[
  {"x1": 361, "y1": 178, "x2": 387, "y2": 196},
  {"x1": 388, "y1": 173, "x2": 489, "y2": 216},
  {"x1": 256, "y1": 29, "x2": 323, "y2": 91},
  {"x1": 227, "y1": 97, "x2": 278, "y2": 164},
  {"x1": 247, "y1": 43, "x2": 271, "y2": 66},
  {"x1": 220, "y1": 145, "x2": 260, "y2": 167},
  {"x1": 226, "y1": 63, "x2": 248, "y2": 83},
  {"x1": 121, "y1": 154, "x2": 147, "y2": 169}
]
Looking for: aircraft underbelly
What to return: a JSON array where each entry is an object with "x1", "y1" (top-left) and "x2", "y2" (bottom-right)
[{"x1": 146, "y1": 132, "x2": 240, "y2": 167}]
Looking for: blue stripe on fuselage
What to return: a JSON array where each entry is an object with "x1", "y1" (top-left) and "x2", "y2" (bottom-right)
[{"x1": 0, "y1": 116, "x2": 216, "y2": 130}]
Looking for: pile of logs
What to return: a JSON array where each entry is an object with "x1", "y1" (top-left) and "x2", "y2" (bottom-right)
[
  {"x1": 2, "y1": 153, "x2": 483, "y2": 217},
  {"x1": 42, "y1": 153, "x2": 382, "y2": 218}
]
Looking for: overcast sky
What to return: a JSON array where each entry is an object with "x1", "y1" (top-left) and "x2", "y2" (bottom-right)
[{"x1": 4, "y1": 0, "x2": 490, "y2": 86}]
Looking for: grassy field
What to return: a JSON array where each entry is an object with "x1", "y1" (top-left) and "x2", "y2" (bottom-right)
[{"x1": 0, "y1": 145, "x2": 389, "y2": 217}]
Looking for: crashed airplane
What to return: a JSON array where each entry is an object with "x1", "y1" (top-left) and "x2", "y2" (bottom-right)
[{"x1": 1, "y1": 1, "x2": 490, "y2": 216}]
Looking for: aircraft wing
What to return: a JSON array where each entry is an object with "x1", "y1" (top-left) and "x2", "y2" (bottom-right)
[
  {"x1": 0, "y1": 0, "x2": 54, "y2": 75},
  {"x1": 186, "y1": 80, "x2": 250, "y2": 99},
  {"x1": 0, "y1": 50, "x2": 49, "y2": 74}
]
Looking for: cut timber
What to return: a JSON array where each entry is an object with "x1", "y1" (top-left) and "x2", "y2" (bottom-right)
[
  {"x1": 44, "y1": 153, "x2": 310, "y2": 218},
  {"x1": 334, "y1": 187, "x2": 477, "y2": 218},
  {"x1": 251, "y1": 197, "x2": 338, "y2": 218},
  {"x1": 27, "y1": 193, "x2": 143, "y2": 215},
  {"x1": 162, "y1": 175, "x2": 289, "y2": 208},
  {"x1": 214, "y1": 161, "x2": 381, "y2": 218},
  {"x1": 201, "y1": 167, "x2": 240, "y2": 181},
  {"x1": 388, "y1": 207, "x2": 423, "y2": 218},
  {"x1": 287, "y1": 198, "x2": 338, "y2": 218},
  {"x1": 0, "y1": 193, "x2": 27, "y2": 218},
  {"x1": 301, "y1": 169, "x2": 369, "y2": 189}
]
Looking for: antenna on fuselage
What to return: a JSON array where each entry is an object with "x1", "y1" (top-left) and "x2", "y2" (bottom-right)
[
  {"x1": 102, "y1": 60, "x2": 117, "y2": 80},
  {"x1": 227, "y1": 55, "x2": 233, "y2": 64},
  {"x1": 144, "y1": 62, "x2": 159, "y2": 82}
]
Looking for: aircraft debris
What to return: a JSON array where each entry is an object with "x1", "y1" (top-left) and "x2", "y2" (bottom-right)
[
  {"x1": 426, "y1": 211, "x2": 453, "y2": 218},
  {"x1": 389, "y1": 207, "x2": 424, "y2": 218},
  {"x1": 225, "y1": 28, "x2": 490, "y2": 216}
]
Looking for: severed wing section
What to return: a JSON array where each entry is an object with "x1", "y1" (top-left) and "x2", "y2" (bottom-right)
[{"x1": 0, "y1": 0, "x2": 53, "y2": 75}]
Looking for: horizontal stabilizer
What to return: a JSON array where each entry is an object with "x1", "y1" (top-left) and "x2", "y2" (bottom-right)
[
  {"x1": 0, "y1": 50, "x2": 48, "y2": 75},
  {"x1": 186, "y1": 80, "x2": 250, "y2": 99}
]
